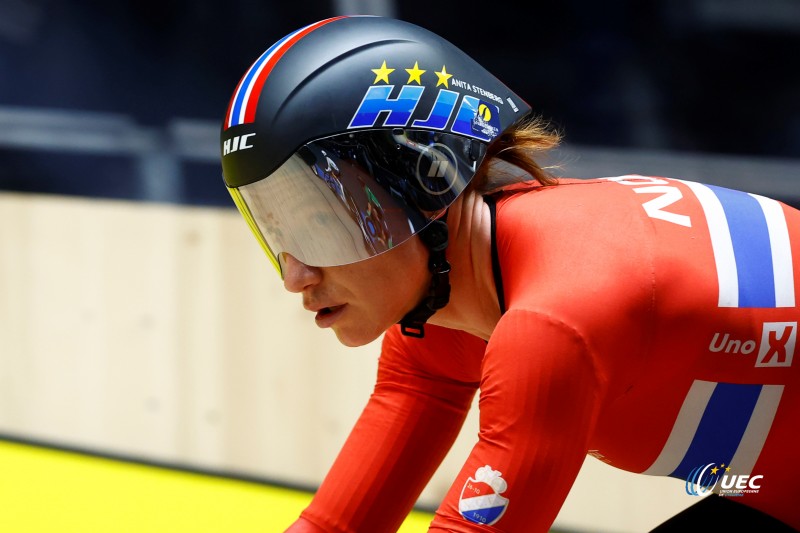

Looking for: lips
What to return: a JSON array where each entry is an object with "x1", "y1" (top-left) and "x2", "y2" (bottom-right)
[{"x1": 314, "y1": 304, "x2": 346, "y2": 328}]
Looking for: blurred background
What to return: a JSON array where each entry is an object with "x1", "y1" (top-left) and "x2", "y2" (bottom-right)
[
  {"x1": 1, "y1": 1, "x2": 798, "y2": 532},
  {"x1": 1, "y1": 0, "x2": 800, "y2": 205}
]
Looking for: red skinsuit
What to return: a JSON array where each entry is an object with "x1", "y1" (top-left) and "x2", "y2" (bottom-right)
[{"x1": 287, "y1": 177, "x2": 800, "y2": 532}]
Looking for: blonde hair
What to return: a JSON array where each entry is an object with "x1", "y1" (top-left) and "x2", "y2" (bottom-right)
[{"x1": 471, "y1": 114, "x2": 562, "y2": 193}]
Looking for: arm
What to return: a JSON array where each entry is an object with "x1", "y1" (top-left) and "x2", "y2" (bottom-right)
[
  {"x1": 287, "y1": 325, "x2": 485, "y2": 533},
  {"x1": 430, "y1": 310, "x2": 607, "y2": 532}
]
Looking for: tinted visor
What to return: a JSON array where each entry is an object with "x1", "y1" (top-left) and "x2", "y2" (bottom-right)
[{"x1": 228, "y1": 129, "x2": 484, "y2": 276}]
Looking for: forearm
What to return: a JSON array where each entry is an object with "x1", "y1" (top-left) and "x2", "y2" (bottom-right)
[{"x1": 295, "y1": 376, "x2": 476, "y2": 532}]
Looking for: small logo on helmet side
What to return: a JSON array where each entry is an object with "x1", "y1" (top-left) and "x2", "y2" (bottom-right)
[
  {"x1": 471, "y1": 102, "x2": 500, "y2": 139},
  {"x1": 416, "y1": 143, "x2": 458, "y2": 196}
]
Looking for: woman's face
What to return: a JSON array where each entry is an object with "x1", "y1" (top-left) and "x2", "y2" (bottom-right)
[{"x1": 281, "y1": 236, "x2": 431, "y2": 347}]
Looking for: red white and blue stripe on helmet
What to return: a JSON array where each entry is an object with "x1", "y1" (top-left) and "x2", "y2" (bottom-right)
[{"x1": 223, "y1": 16, "x2": 346, "y2": 130}]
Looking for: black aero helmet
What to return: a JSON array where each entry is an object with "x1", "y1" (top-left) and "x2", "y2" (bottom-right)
[{"x1": 221, "y1": 15, "x2": 532, "y2": 275}]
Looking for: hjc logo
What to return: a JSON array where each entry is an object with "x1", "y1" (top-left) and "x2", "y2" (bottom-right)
[
  {"x1": 223, "y1": 133, "x2": 256, "y2": 156},
  {"x1": 709, "y1": 321, "x2": 796, "y2": 367},
  {"x1": 347, "y1": 85, "x2": 500, "y2": 142}
]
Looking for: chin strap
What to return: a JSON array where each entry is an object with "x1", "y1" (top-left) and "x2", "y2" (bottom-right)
[{"x1": 399, "y1": 219, "x2": 451, "y2": 338}]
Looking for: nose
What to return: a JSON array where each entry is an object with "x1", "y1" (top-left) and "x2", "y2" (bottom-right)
[{"x1": 282, "y1": 253, "x2": 323, "y2": 293}]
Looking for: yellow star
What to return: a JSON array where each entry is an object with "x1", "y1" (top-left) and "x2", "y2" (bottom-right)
[
  {"x1": 435, "y1": 65, "x2": 452, "y2": 88},
  {"x1": 371, "y1": 60, "x2": 394, "y2": 84},
  {"x1": 725, "y1": 466, "x2": 731, "y2": 472},
  {"x1": 405, "y1": 61, "x2": 426, "y2": 84},
  {"x1": 710, "y1": 466, "x2": 719, "y2": 475}
]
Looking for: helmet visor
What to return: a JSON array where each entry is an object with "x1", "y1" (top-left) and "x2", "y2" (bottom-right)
[{"x1": 227, "y1": 129, "x2": 483, "y2": 276}]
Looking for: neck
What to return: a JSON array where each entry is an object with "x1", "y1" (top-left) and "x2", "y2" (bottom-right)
[{"x1": 428, "y1": 191, "x2": 502, "y2": 341}]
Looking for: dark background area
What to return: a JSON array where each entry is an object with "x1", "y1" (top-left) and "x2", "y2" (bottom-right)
[{"x1": 1, "y1": 0, "x2": 798, "y2": 205}]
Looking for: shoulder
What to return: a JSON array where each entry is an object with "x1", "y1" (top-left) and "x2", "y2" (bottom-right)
[{"x1": 380, "y1": 324, "x2": 486, "y2": 383}]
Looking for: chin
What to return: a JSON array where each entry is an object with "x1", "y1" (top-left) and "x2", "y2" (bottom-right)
[{"x1": 332, "y1": 326, "x2": 382, "y2": 348}]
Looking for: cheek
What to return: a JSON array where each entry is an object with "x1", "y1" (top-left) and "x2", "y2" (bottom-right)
[
  {"x1": 358, "y1": 270, "x2": 421, "y2": 316},
  {"x1": 355, "y1": 244, "x2": 430, "y2": 316},
  {"x1": 385, "y1": 240, "x2": 430, "y2": 294}
]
